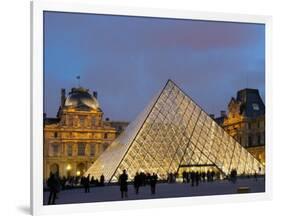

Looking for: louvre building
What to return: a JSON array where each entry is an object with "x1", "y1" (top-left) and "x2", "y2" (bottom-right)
[{"x1": 85, "y1": 80, "x2": 265, "y2": 182}]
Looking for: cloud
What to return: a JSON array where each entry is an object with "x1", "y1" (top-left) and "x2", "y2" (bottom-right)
[
  {"x1": 145, "y1": 20, "x2": 263, "y2": 50},
  {"x1": 44, "y1": 12, "x2": 265, "y2": 120}
]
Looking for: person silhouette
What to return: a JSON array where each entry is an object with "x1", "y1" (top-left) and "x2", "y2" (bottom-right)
[
  {"x1": 100, "y1": 174, "x2": 105, "y2": 186},
  {"x1": 47, "y1": 173, "x2": 61, "y2": 205},
  {"x1": 84, "y1": 174, "x2": 90, "y2": 193},
  {"x1": 150, "y1": 173, "x2": 158, "y2": 195},
  {"x1": 119, "y1": 170, "x2": 128, "y2": 199},
  {"x1": 195, "y1": 172, "x2": 200, "y2": 186},
  {"x1": 190, "y1": 171, "x2": 195, "y2": 187},
  {"x1": 134, "y1": 172, "x2": 141, "y2": 194}
]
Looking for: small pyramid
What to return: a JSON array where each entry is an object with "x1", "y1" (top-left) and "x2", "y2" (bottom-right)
[{"x1": 85, "y1": 80, "x2": 264, "y2": 182}]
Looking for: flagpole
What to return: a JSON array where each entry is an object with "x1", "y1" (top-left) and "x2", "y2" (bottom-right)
[{"x1": 76, "y1": 75, "x2": 80, "y2": 87}]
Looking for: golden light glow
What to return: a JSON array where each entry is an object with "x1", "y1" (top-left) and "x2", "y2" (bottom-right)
[
  {"x1": 66, "y1": 164, "x2": 72, "y2": 171},
  {"x1": 76, "y1": 171, "x2": 81, "y2": 176}
]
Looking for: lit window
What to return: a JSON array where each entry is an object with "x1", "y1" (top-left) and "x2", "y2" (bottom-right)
[
  {"x1": 79, "y1": 116, "x2": 85, "y2": 127},
  {"x1": 52, "y1": 144, "x2": 59, "y2": 156},
  {"x1": 67, "y1": 144, "x2": 72, "y2": 156},
  {"x1": 252, "y1": 103, "x2": 260, "y2": 110},
  {"x1": 78, "y1": 143, "x2": 85, "y2": 156},
  {"x1": 68, "y1": 116, "x2": 73, "y2": 126},
  {"x1": 90, "y1": 144, "x2": 95, "y2": 156}
]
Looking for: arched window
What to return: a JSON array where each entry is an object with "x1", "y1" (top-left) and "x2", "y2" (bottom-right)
[
  {"x1": 78, "y1": 143, "x2": 86, "y2": 156},
  {"x1": 90, "y1": 144, "x2": 95, "y2": 156},
  {"x1": 67, "y1": 115, "x2": 73, "y2": 127},
  {"x1": 79, "y1": 115, "x2": 85, "y2": 127},
  {"x1": 92, "y1": 117, "x2": 96, "y2": 126},
  {"x1": 67, "y1": 144, "x2": 72, "y2": 156},
  {"x1": 52, "y1": 144, "x2": 59, "y2": 156},
  {"x1": 76, "y1": 163, "x2": 85, "y2": 176}
]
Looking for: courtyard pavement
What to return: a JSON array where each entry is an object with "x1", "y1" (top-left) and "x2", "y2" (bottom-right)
[{"x1": 43, "y1": 177, "x2": 265, "y2": 205}]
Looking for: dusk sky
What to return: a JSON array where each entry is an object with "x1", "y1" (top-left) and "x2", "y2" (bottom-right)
[{"x1": 44, "y1": 11, "x2": 265, "y2": 122}]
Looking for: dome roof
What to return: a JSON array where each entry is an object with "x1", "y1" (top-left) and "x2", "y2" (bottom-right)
[{"x1": 64, "y1": 87, "x2": 99, "y2": 110}]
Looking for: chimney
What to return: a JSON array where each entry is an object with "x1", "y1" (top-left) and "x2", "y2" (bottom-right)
[
  {"x1": 93, "y1": 91, "x2": 98, "y2": 98},
  {"x1": 220, "y1": 110, "x2": 226, "y2": 117},
  {"x1": 61, "y1": 88, "x2": 66, "y2": 107},
  {"x1": 209, "y1": 114, "x2": 215, "y2": 119}
]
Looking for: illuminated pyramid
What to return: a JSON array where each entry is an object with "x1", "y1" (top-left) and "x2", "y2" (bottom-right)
[{"x1": 85, "y1": 80, "x2": 265, "y2": 182}]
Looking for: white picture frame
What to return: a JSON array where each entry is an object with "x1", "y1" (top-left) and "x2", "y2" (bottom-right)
[{"x1": 31, "y1": 0, "x2": 272, "y2": 215}]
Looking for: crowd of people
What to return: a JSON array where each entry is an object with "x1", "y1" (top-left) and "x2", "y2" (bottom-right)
[
  {"x1": 46, "y1": 170, "x2": 160, "y2": 203},
  {"x1": 119, "y1": 170, "x2": 158, "y2": 199},
  {"x1": 46, "y1": 173, "x2": 106, "y2": 204},
  {"x1": 166, "y1": 170, "x2": 218, "y2": 186},
  {"x1": 46, "y1": 168, "x2": 260, "y2": 204},
  {"x1": 48, "y1": 173, "x2": 106, "y2": 191},
  {"x1": 181, "y1": 170, "x2": 218, "y2": 186}
]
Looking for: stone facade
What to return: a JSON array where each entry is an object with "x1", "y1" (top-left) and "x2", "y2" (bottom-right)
[
  {"x1": 215, "y1": 88, "x2": 265, "y2": 165},
  {"x1": 44, "y1": 87, "x2": 117, "y2": 181}
]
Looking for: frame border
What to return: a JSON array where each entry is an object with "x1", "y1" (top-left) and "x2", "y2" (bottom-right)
[{"x1": 31, "y1": 0, "x2": 272, "y2": 215}]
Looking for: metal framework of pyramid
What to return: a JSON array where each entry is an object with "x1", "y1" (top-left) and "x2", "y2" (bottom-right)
[{"x1": 85, "y1": 80, "x2": 265, "y2": 182}]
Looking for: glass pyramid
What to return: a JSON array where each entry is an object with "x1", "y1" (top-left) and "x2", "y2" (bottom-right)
[{"x1": 85, "y1": 80, "x2": 265, "y2": 182}]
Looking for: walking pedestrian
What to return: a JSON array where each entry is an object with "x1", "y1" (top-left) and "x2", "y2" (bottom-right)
[
  {"x1": 134, "y1": 172, "x2": 141, "y2": 194},
  {"x1": 150, "y1": 173, "x2": 158, "y2": 195},
  {"x1": 182, "y1": 171, "x2": 187, "y2": 183},
  {"x1": 100, "y1": 174, "x2": 105, "y2": 186},
  {"x1": 254, "y1": 171, "x2": 258, "y2": 181},
  {"x1": 47, "y1": 173, "x2": 61, "y2": 205},
  {"x1": 195, "y1": 172, "x2": 200, "y2": 186},
  {"x1": 190, "y1": 171, "x2": 195, "y2": 187},
  {"x1": 119, "y1": 169, "x2": 128, "y2": 199},
  {"x1": 84, "y1": 174, "x2": 90, "y2": 193},
  {"x1": 230, "y1": 169, "x2": 237, "y2": 184}
]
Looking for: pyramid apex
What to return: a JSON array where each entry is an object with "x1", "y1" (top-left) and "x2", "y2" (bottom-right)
[{"x1": 167, "y1": 79, "x2": 175, "y2": 84}]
